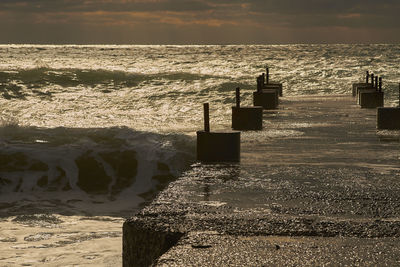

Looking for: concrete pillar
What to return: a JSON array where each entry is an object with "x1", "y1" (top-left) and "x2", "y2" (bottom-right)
[
  {"x1": 360, "y1": 91, "x2": 384, "y2": 108},
  {"x1": 197, "y1": 103, "x2": 240, "y2": 162},
  {"x1": 353, "y1": 83, "x2": 371, "y2": 97},
  {"x1": 232, "y1": 87, "x2": 263, "y2": 130},
  {"x1": 196, "y1": 131, "x2": 240, "y2": 162},
  {"x1": 253, "y1": 90, "x2": 278, "y2": 109},
  {"x1": 352, "y1": 72, "x2": 372, "y2": 97},
  {"x1": 377, "y1": 107, "x2": 400, "y2": 129},
  {"x1": 263, "y1": 66, "x2": 283, "y2": 96},
  {"x1": 263, "y1": 83, "x2": 283, "y2": 97},
  {"x1": 357, "y1": 87, "x2": 375, "y2": 104}
]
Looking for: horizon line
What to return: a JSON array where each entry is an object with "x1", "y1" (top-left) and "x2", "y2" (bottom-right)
[{"x1": 0, "y1": 42, "x2": 399, "y2": 46}]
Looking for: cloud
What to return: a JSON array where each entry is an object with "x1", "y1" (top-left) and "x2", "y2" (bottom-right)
[
  {"x1": 0, "y1": 0, "x2": 399, "y2": 43},
  {"x1": 0, "y1": 0, "x2": 214, "y2": 13}
]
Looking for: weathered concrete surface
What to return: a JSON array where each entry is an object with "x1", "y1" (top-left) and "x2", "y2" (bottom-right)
[
  {"x1": 124, "y1": 95, "x2": 400, "y2": 266},
  {"x1": 157, "y1": 233, "x2": 400, "y2": 266}
]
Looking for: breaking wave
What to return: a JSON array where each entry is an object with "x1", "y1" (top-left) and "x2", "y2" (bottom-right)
[{"x1": 0, "y1": 125, "x2": 195, "y2": 213}]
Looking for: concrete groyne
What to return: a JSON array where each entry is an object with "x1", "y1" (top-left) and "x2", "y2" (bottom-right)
[{"x1": 123, "y1": 95, "x2": 400, "y2": 266}]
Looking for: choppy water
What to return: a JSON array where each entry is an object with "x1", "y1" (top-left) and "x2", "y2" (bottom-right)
[
  {"x1": 0, "y1": 44, "x2": 399, "y2": 212},
  {"x1": 0, "y1": 44, "x2": 399, "y2": 265}
]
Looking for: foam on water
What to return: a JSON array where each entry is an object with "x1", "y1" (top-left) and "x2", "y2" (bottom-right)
[{"x1": 0, "y1": 125, "x2": 194, "y2": 214}]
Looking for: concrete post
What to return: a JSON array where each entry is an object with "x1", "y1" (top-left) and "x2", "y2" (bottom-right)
[
  {"x1": 375, "y1": 77, "x2": 378, "y2": 90},
  {"x1": 378, "y1": 77, "x2": 382, "y2": 92},
  {"x1": 366, "y1": 71, "x2": 369, "y2": 84}
]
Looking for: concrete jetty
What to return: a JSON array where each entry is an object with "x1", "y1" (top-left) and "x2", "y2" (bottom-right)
[{"x1": 123, "y1": 95, "x2": 400, "y2": 266}]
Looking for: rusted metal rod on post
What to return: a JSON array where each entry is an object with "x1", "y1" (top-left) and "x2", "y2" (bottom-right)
[
  {"x1": 371, "y1": 73, "x2": 374, "y2": 87},
  {"x1": 203, "y1": 103, "x2": 210, "y2": 132},
  {"x1": 256, "y1": 76, "x2": 262, "y2": 92},
  {"x1": 236, "y1": 87, "x2": 240, "y2": 108}
]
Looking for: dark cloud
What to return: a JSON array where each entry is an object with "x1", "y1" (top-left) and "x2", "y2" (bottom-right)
[
  {"x1": 0, "y1": 0, "x2": 214, "y2": 13},
  {"x1": 247, "y1": 0, "x2": 400, "y2": 29},
  {"x1": 0, "y1": 0, "x2": 399, "y2": 43},
  {"x1": 249, "y1": 0, "x2": 400, "y2": 15}
]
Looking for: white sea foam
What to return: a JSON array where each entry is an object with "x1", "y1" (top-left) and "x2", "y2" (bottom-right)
[{"x1": 0, "y1": 126, "x2": 194, "y2": 213}]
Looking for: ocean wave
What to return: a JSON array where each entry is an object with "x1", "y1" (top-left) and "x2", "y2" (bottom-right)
[
  {"x1": 0, "y1": 126, "x2": 195, "y2": 203},
  {"x1": 0, "y1": 67, "x2": 224, "y2": 91}
]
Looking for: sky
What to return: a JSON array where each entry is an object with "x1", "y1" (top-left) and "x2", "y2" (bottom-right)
[{"x1": 0, "y1": 0, "x2": 399, "y2": 44}]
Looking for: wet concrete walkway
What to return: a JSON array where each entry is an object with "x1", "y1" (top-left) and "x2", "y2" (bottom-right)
[{"x1": 123, "y1": 95, "x2": 400, "y2": 266}]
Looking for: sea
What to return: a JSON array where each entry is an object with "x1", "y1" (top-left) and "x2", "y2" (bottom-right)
[{"x1": 0, "y1": 44, "x2": 399, "y2": 266}]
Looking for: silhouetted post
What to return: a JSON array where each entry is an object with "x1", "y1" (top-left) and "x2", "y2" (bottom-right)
[
  {"x1": 366, "y1": 71, "x2": 369, "y2": 83},
  {"x1": 203, "y1": 103, "x2": 210, "y2": 132},
  {"x1": 236, "y1": 87, "x2": 240, "y2": 108},
  {"x1": 257, "y1": 76, "x2": 262, "y2": 92},
  {"x1": 371, "y1": 73, "x2": 374, "y2": 87},
  {"x1": 266, "y1": 67, "x2": 270, "y2": 84},
  {"x1": 377, "y1": 84, "x2": 399, "y2": 129},
  {"x1": 359, "y1": 74, "x2": 384, "y2": 108},
  {"x1": 233, "y1": 87, "x2": 262, "y2": 130},
  {"x1": 198, "y1": 103, "x2": 240, "y2": 162},
  {"x1": 262, "y1": 73, "x2": 265, "y2": 85}
]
